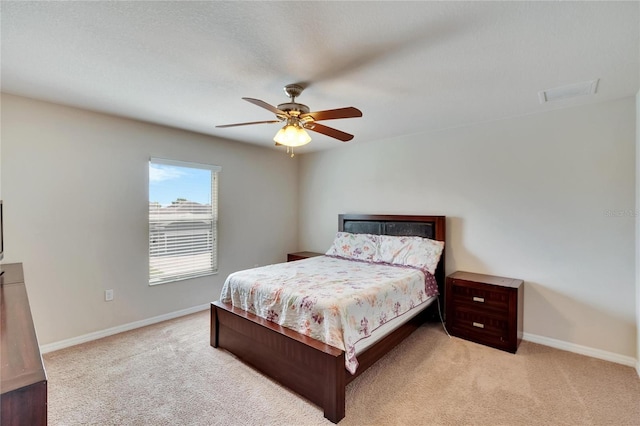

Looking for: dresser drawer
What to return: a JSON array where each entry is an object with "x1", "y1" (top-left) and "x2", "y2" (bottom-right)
[{"x1": 448, "y1": 279, "x2": 510, "y2": 313}]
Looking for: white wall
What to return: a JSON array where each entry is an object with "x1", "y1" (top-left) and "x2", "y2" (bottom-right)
[
  {"x1": 2, "y1": 93, "x2": 636, "y2": 363},
  {"x1": 636, "y1": 91, "x2": 640, "y2": 375},
  {"x1": 299, "y1": 97, "x2": 637, "y2": 360},
  {"x1": 1, "y1": 94, "x2": 299, "y2": 345}
]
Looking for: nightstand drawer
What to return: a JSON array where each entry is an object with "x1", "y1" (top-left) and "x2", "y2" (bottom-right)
[
  {"x1": 449, "y1": 306, "x2": 509, "y2": 339},
  {"x1": 448, "y1": 279, "x2": 510, "y2": 312}
]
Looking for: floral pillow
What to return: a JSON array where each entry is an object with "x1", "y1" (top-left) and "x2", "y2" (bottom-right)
[
  {"x1": 325, "y1": 231, "x2": 379, "y2": 262},
  {"x1": 376, "y1": 234, "x2": 444, "y2": 275},
  {"x1": 326, "y1": 231, "x2": 444, "y2": 274}
]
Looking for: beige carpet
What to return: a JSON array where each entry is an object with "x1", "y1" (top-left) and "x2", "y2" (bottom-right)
[{"x1": 43, "y1": 310, "x2": 640, "y2": 426}]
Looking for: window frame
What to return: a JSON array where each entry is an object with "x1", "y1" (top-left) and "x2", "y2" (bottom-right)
[{"x1": 148, "y1": 157, "x2": 221, "y2": 285}]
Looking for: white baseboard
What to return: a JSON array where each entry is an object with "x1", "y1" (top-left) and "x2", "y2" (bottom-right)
[
  {"x1": 636, "y1": 360, "x2": 640, "y2": 378},
  {"x1": 40, "y1": 303, "x2": 210, "y2": 354},
  {"x1": 523, "y1": 332, "x2": 637, "y2": 368}
]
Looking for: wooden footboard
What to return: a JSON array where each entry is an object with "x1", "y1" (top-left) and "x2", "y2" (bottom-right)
[
  {"x1": 211, "y1": 301, "x2": 346, "y2": 423},
  {"x1": 211, "y1": 299, "x2": 434, "y2": 423}
]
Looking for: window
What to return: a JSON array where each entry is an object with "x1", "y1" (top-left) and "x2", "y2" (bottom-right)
[{"x1": 149, "y1": 158, "x2": 221, "y2": 285}]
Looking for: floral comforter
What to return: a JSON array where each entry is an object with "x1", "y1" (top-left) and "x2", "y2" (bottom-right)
[{"x1": 219, "y1": 255, "x2": 438, "y2": 374}]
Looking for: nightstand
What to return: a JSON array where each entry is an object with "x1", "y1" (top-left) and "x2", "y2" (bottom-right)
[
  {"x1": 287, "y1": 251, "x2": 324, "y2": 262},
  {"x1": 445, "y1": 271, "x2": 524, "y2": 353}
]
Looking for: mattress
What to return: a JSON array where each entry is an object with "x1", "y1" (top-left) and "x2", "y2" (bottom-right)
[{"x1": 354, "y1": 295, "x2": 436, "y2": 354}]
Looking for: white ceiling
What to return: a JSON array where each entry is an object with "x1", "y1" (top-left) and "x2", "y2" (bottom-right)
[{"x1": 1, "y1": 1, "x2": 639, "y2": 153}]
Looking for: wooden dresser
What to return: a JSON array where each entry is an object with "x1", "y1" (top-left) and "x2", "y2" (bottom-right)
[
  {"x1": 0, "y1": 263, "x2": 47, "y2": 426},
  {"x1": 445, "y1": 271, "x2": 524, "y2": 353}
]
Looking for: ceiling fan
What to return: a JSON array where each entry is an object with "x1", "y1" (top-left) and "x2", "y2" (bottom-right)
[{"x1": 216, "y1": 84, "x2": 362, "y2": 156}]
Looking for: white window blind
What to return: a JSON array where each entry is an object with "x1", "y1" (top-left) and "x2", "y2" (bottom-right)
[{"x1": 149, "y1": 158, "x2": 221, "y2": 285}]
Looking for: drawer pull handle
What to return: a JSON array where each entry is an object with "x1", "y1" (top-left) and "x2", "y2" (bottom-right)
[
  {"x1": 473, "y1": 297, "x2": 485, "y2": 303},
  {"x1": 473, "y1": 322, "x2": 485, "y2": 329}
]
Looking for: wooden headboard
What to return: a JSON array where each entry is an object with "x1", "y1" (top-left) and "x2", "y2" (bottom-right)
[{"x1": 338, "y1": 214, "x2": 446, "y2": 304}]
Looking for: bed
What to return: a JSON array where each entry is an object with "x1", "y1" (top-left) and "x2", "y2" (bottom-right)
[{"x1": 210, "y1": 214, "x2": 446, "y2": 423}]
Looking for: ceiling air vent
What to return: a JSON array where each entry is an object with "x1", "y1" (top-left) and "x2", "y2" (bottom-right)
[{"x1": 538, "y1": 79, "x2": 599, "y2": 103}]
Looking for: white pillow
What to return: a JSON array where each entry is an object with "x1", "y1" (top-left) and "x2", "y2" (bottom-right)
[
  {"x1": 325, "y1": 231, "x2": 378, "y2": 262},
  {"x1": 326, "y1": 232, "x2": 444, "y2": 274},
  {"x1": 376, "y1": 234, "x2": 444, "y2": 275}
]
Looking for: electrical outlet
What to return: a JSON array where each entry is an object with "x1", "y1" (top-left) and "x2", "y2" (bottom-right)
[{"x1": 105, "y1": 289, "x2": 114, "y2": 301}]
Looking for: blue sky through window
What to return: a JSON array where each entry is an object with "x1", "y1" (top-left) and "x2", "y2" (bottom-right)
[{"x1": 149, "y1": 163, "x2": 211, "y2": 206}]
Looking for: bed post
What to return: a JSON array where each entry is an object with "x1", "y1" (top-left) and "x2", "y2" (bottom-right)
[
  {"x1": 323, "y1": 353, "x2": 346, "y2": 423},
  {"x1": 210, "y1": 302, "x2": 219, "y2": 347}
]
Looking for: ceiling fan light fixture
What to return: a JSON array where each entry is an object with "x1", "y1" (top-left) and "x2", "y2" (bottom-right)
[
  {"x1": 273, "y1": 121, "x2": 311, "y2": 147},
  {"x1": 217, "y1": 84, "x2": 361, "y2": 154}
]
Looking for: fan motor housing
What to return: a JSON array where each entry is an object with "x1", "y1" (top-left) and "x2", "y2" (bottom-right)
[{"x1": 277, "y1": 102, "x2": 310, "y2": 116}]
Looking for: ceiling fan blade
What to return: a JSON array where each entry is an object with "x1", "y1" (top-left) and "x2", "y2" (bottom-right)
[
  {"x1": 242, "y1": 97, "x2": 287, "y2": 116},
  {"x1": 301, "y1": 107, "x2": 362, "y2": 121},
  {"x1": 216, "y1": 120, "x2": 280, "y2": 128},
  {"x1": 306, "y1": 123, "x2": 354, "y2": 142}
]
